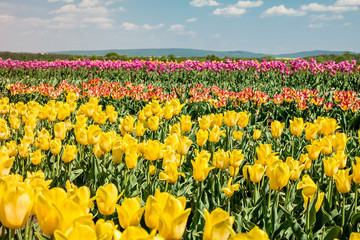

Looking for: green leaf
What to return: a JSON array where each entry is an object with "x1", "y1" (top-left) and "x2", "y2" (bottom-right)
[
  {"x1": 323, "y1": 226, "x2": 342, "y2": 240},
  {"x1": 279, "y1": 205, "x2": 307, "y2": 240}
]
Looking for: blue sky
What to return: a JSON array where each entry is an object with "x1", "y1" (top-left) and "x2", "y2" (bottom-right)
[{"x1": 0, "y1": 0, "x2": 359, "y2": 54}]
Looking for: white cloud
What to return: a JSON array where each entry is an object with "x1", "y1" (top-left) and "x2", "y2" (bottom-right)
[
  {"x1": 344, "y1": 22, "x2": 351, "y2": 25},
  {"x1": 212, "y1": 33, "x2": 221, "y2": 38},
  {"x1": 189, "y1": 0, "x2": 219, "y2": 7},
  {"x1": 121, "y1": 22, "x2": 139, "y2": 31},
  {"x1": 213, "y1": 6, "x2": 246, "y2": 16},
  {"x1": 49, "y1": 1, "x2": 113, "y2": 29},
  {"x1": 118, "y1": 7, "x2": 126, "y2": 12},
  {"x1": 234, "y1": 0, "x2": 263, "y2": 8},
  {"x1": 0, "y1": 15, "x2": 15, "y2": 22},
  {"x1": 335, "y1": 0, "x2": 360, "y2": 5},
  {"x1": 308, "y1": 23, "x2": 325, "y2": 28},
  {"x1": 48, "y1": 0, "x2": 74, "y2": 2},
  {"x1": 175, "y1": 30, "x2": 197, "y2": 36},
  {"x1": 142, "y1": 23, "x2": 164, "y2": 30},
  {"x1": 186, "y1": 17, "x2": 197, "y2": 22},
  {"x1": 169, "y1": 24, "x2": 185, "y2": 31},
  {"x1": 261, "y1": 5, "x2": 306, "y2": 17},
  {"x1": 311, "y1": 14, "x2": 344, "y2": 20},
  {"x1": 78, "y1": 0, "x2": 100, "y2": 8},
  {"x1": 301, "y1": 3, "x2": 357, "y2": 12}
]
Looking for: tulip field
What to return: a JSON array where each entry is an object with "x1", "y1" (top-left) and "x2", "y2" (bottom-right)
[{"x1": 1, "y1": 57, "x2": 360, "y2": 240}]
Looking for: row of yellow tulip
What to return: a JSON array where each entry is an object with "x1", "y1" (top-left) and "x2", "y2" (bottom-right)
[{"x1": 1, "y1": 95, "x2": 360, "y2": 239}]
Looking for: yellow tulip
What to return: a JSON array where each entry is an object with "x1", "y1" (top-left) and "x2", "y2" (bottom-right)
[
  {"x1": 302, "y1": 192, "x2": 325, "y2": 212},
  {"x1": 35, "y1": 190, "x2": 63, "y2": 235},
  {"x1": 350, "y1": 232, "x2": 360, "y2": 240},
  {"x1": 211, "y1": 113, "x2": 224, "y2": 128},
  {"x1": 169, "y1": 123, "x2": 181, "y2": 136},
  {"x1": 54, "y1": 215, "x2": 97, "y2": 240},
  {"x1": 163, "y1": 104, "x2": 174, "y2": 120},
  {"x1": 334, "y1": 169, "x2": 352, "y2": 193},
  {"x1": 332, "y1": 133, "x2": 350, "y2": 153},
  {"x1": 143, "y1": 140, "x2": 162, "y2": 161},
  {"x1": 18, "y1": 142, "x2": 30, "y2": 158},
  {"x1": 30, "y1": 149, "x2": 44, "y2": 165},
  {"x1": 271, "y1": 120, "x2": 285, "y2": 138},
  {"x1": 269, "y1": 160, "x2": 290, "y2": 191},
  {"x1": 237, "y1": 111, "x2": 251, "y2": 128},
  {"x1": 289, "y1": 117, "x2": 305, "y2": 136},
  {"x1": 222, "y1": 178, "x2": 240, "y2": 198},
  {"x1": 116, "y1": 197, "x2": 145, "y2": 229},
  {"x1": 9, "y1": 117, "x2": 20, "y2": 130},
  {"x1": 0, "y1": 119, "x2": 10, "y2": 140},
  {"x1": 58, "y1": 103, "x2": 71, "y2": 121},
  {"x1": 0, "y1": 147, "x2": 15, "y2": 176},
  {"x1": 233, "y1": 131, "x2": 243, "y2": 140},
  {"x1": 62, "y1": 145, "x2": 78, "y2": 163},
  {"x1": 176, "y1": 135, "x2": 192, "y2": 156},
  {"x1": 286, "y1": 157, "x2": 305, "y2": 181},
  {"x1": 165, "y1": 135, "x2": 179, "y2": 149},
  {"x1": 299, "y1": 153, "x2": 311, "y2": 170},
  {"x1": 213, "y1": 149, "x2": 230, "y2": 170},
  {"x1": 297, "y1": 174, "x2": 317, "y2": 198},
  {"x1": 148, "y1": 116, "x2": 160, "y2": 132},
  {"x1": 191, "y1": 150, "x2": 215, "y2": 182},
  {"x1": 159, "y1": 162, "x2": 185, "y2": 183},
  {"x1": 94, "y1": 143, "x2": 104, "y2": 159},
  {"x1": 255, "y1": 144, "x2": 273, "y2": 165},
  {"x1": 209, "y1": 125, "x2": 226, "y2": 143},
  {"x1": 229, "y1": 166, "x2": 239, "y2": 177},
  {"x1": 5, "y1": 141, "x2": 17, "y2": 157},
  {"x1": 75, "y1": 127, "x2": 88, "y2": 146},
  {"x1": 352, "y1": 157, "x2": 360, "y2": 184},
  {"x1": 243, "y1": 163, "x2": 265, "y2": 183},
  {"x1": 179, "y1": 115, "x2": 193, "y2": 134},
  {"x1": 323, "y1": 157, "x2": 340, "y2": 177},
  {"x1": 93, "y1": 110, "x2": 108, "y2": 125},
  {"x1": 149, "y1": 164, "x2": 156, "y2": 176},
  {"x1": 229, "y1": 226, "x2": 269, "y2": 240},
  {"x1": 143, "y1": 105, "x2": 153, "y2": 118},
  {"x1": 320, "y1": 136, "x2": 333, "y2": 156},
  {"x1": 230, "y1": 149, "x2": 244, "y2": 168},
  {"x1": 125, "y1": 148, "x2": 139, "y2": 169},
  {"x1": 203, "y1": 208, "x2": 235, "y2": 240},
  {"x1": 96, "y1": 183, "x2": 123, "y2": 216},
  {"x1": 112, "y1": 138, "x2": 124, "y2": 164},
  {"x1": 95, "y1": 219, "x2": 120, "y2": 240},
  {"x1": 120, "y1": 226, "x2": 156, "y2": 240},
  {"x1": 199, "y1": 115, "x2": 211, "y2": 130},
  {"x1": 253, "y1": 129, "x2": 261, "y2": 140},
  {"x1": 322, "y1": 118, "x2": 339, "y2": 136},
  {"x1": 333, "y1": 150, "x2": 348, "y2": 169},
  {"x1": 145, "y1": 189, "x2": 190, "y2": 239},
  {"x1": 135, "y1": 121, "x2": 147, "y2": 137},
  {"x1": 305, "y1": 143, "x2": 323, "y2": 161},
  {"x1": 150, "y1": 100, "x2": 161, "y2": 115},
  {"x1": 0, "y1": 182, "x2": 33, "y2": 229},
  {"x1": 87, "y1": 125, "x2": 102, "y2": 145},
  {"x1": 224, "y1": 110, "x2": 239, "y2": 127},
  {"x1": 120, "y1": 115, "x2": 135, "y2": 135},
  {"x1": 50, "y1": 138, "x2": 62, "y2": 155},
  {"x1": 99, "y1": 131, "x2": 116, "y2": 153},
  {"x1": 54, "y1": 122, "x2": 67, "y2": 140},
  {"x1": 170, "y1": 99, "x2": 184, "y2": 116},
  {"x1": 197, "y1": 129, "x2": 209, "y2": 146}
]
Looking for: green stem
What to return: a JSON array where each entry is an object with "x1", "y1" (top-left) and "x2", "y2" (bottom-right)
[
  {"x1": 165, "y1": 181, "x2": 168, "y2": 193},
  {"x1": 8, "y1": 229, "x2": 14, "y2": 240},
  {"x1": 56, "y1": 154, "x2": 61, "y2": 177},
  {"x1": 328, "y1": 177, "x2": 333, "y2": 207},
  {"x1": 355, "y1": 184, "x2": 358, "y2": 214},
  {"x1": 268, "y1": 189, "x2": 272, "y2": 212},
  {"x1": 306, "y1": 197, "x2": 311, "y2": 233},
  {"x1": 292, "y1": 135, "x2": 295, "y2": 158},
  {"x1": 68, "y1": 162, "x2": 72, "y2": 182},
  {"x1": 342, "y1": 194, "x2": 346, "y2": 228}
]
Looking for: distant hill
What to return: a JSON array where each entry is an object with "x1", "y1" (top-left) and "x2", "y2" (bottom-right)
[{"x1": 51, "y1": 48, "x2": 358, "y2": 58}]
